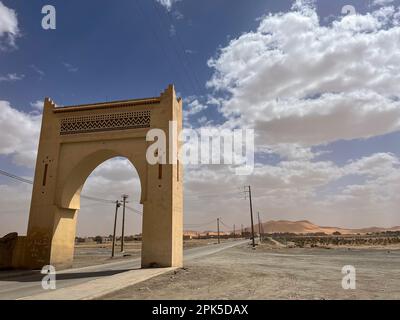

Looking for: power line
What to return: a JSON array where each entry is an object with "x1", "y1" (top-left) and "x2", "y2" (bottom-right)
[
  {"x1": 163, "y1": 7, "x2": 203, "y2": 92},
  {"x1": 125, "y1": 205, "x2": 143, "y2": 216},
  {"x1": 0, "y1": 169, "x2": 33, "y2": 185},
  {"x1": 185, "y1": 187, "x2": 245, "y2": 198},
  {"x1": 2, "y1": 169, "x2": 253, "y2": 238},
  {"x1": 184, "y1": 219, "x2": 216, "y2": 227},
  {"x1": 219, "y1": 219, "x2": 232, "y2": 230},
  {"x1": 185, "y1": 191, "x2": 240, "y2": 198},
  {"x1": 184, "y1": 218, "x2": 232, "y2": 232},
  {"x1": 1, "y1": 169, "x2": 240, "y2": 225},
  {"x1": 80, "y1": 194, "x2": 114, "y2": 204},
  {"x1": 135, "y1": 0, "x2": 192, "y2": 95},
  {"x1": 0, "y1": 168, "x2": 133, "y2": 206},
  {"x1": 151, "y1": 0, "x2": 201, "y2": 96}
]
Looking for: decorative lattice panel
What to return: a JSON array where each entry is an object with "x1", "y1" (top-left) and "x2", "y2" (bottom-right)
[{"x1": 60, "y1": 111, "x2": 151, "y2": 135}]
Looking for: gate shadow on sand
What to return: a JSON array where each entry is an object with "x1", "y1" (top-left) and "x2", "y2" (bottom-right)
[{"x1": 0, "y1": 268, "x2": 137, "y2": 283}]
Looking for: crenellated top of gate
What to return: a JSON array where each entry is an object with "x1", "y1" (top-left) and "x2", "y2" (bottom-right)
[
  {"x1": 50, "y1": 84, "x2": 179, "y2": 115},
  {"x1": 41, "y1": 85, "x2": 181, "y2": 137},
  {"x1": 52, "y1": 97, "x2": 161, "y2": 114}
]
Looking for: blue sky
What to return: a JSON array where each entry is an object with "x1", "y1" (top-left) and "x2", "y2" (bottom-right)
[
  {"x1": 2, "y1": 0, "x2": 290, "y2": 108},
  {"x1": 1, "y1": 0, "x2": 400, "y2": 235}
]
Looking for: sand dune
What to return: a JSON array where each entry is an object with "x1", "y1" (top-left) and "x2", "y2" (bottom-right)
[{"x1": 249, "y1": 220, "x2": 400, "y2": 235}]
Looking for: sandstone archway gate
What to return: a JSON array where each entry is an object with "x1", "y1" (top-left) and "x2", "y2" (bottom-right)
[{"x1": 13, "y1": 85, "x2": 183, "y2": 270}]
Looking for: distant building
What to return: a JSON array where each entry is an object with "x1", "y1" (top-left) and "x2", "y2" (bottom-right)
[
  {"x1": 183, "y1": 231, "x2": 199, "y2": 240},
  {"x1": 198, "y1": 231, "x2": 230, "y2": 239},
  {"x1": 75, "y1": 237, "x2": 95, "y2": 244}
]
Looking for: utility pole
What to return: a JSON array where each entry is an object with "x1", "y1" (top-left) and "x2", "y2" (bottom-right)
[
  {"x1": 111, "y1": 200, "x2": 121, "y2": 258},
  {"x1": 233, "y1": 224, "x2": 236, "y2": 240},
  {"x1": 257, "y1": 212, "x2": 263, "y2": 244},
  {"x1": 121, "y1": 194, "x2": 128, "y2": 253},
  {"x1": 217, "y1": 218, "x2": 220, "y2": 244},
  {"x1": 244, "y1": 186, "x2": 256, "y2": 248},
  {"x1": 261, "y1": 221, "x2": 265, "y2": 239}
]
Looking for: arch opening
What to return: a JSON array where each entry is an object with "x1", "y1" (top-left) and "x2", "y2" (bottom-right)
[
  {"x1": 58, "y1": 149, "x2": 146, "y2": 210},
  {"x1": 72, "y1": 156, "x2": 143, "y2": 268}
]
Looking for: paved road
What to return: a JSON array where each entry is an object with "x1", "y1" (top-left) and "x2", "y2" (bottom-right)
[{"x1": 0, "y1": 240, "x2": 248, "y2": 300}]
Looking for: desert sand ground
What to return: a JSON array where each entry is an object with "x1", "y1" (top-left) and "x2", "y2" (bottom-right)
[
  {"x1": 73, "y1": 239, "x2": 224, "y2": 268},
  {"x1": 100, "y1": 242, "x2": 400, "y2": 300}
]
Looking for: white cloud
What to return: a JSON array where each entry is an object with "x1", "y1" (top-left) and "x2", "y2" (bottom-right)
[
  {"x1": 183, "y1": 98, "x2": 208, "y2": 122},
  {"x1": 252, "y1": 91, "x2": 400, "y2": 146},
  {"x1": 183, "y1": 152, "x2": 400, "y2": 229},
  {"x1": 373, "y1": 0, "x2": 394, "y2": 6},
  {"x1": 71, "y1": 157, "x2": 143, "y2": 236},
  {"x1": 63, "y1": 62, "x2": 79, "y2": 73},
  {"x1": 0, "y1": 101, "x2": 41, "y2": 167},
  {"x1": 197, "y1": 116, "x2": 208, "y2": 125},
  {"x1": 181, "y1": 3, "x2": 400, "y2": 228},
  {"x1": 0, "y1": 73, "x2": 24, "y2": 82},
  {"x1": 172, "y1": 10, "x2": 184, "y2": 20},
  {"x1": 200, "y1": 0, "x2": 400, "y2": 225},
  {"x1": 0, "y1": 182, "x2": 33, "y2": 236},
  {"x1": 0, "y1": 1, "x2": 19, "y2": 49},
  {"x1": 207, "y1": 1, "x2": 400, "y2": 148},
  {"x1": 319, "y1": 153, "x2": 400, "y2": 226},
  {"x1": 156, "y1": 0, "x2": 180, "y2": 11},
  {"x1": 169, "y1": 24, "x2": 176, "y2": 37},
  {"x1": 31, "y1": 65, "x2": 45, "y2": 79},
  {"x1": 344, "y1": 152, "x2": 399, "y2": 178},
  {"x1": 262, "y1": 143, "x2": 316, "y2": 161},
  {"x1": 30, "y1": 100, "x2": 44, "y2": 111}
]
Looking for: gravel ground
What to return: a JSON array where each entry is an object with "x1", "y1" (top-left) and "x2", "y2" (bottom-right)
[
  {"x1": 101, "y1": 243, "x2": 400, "y2": 300},
  {"x1": 73, "y1": 242, "x2": 142, "y2": 268},
  {"x1": 73, "y1": 239, "x2": 227, "y2": 268}
]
